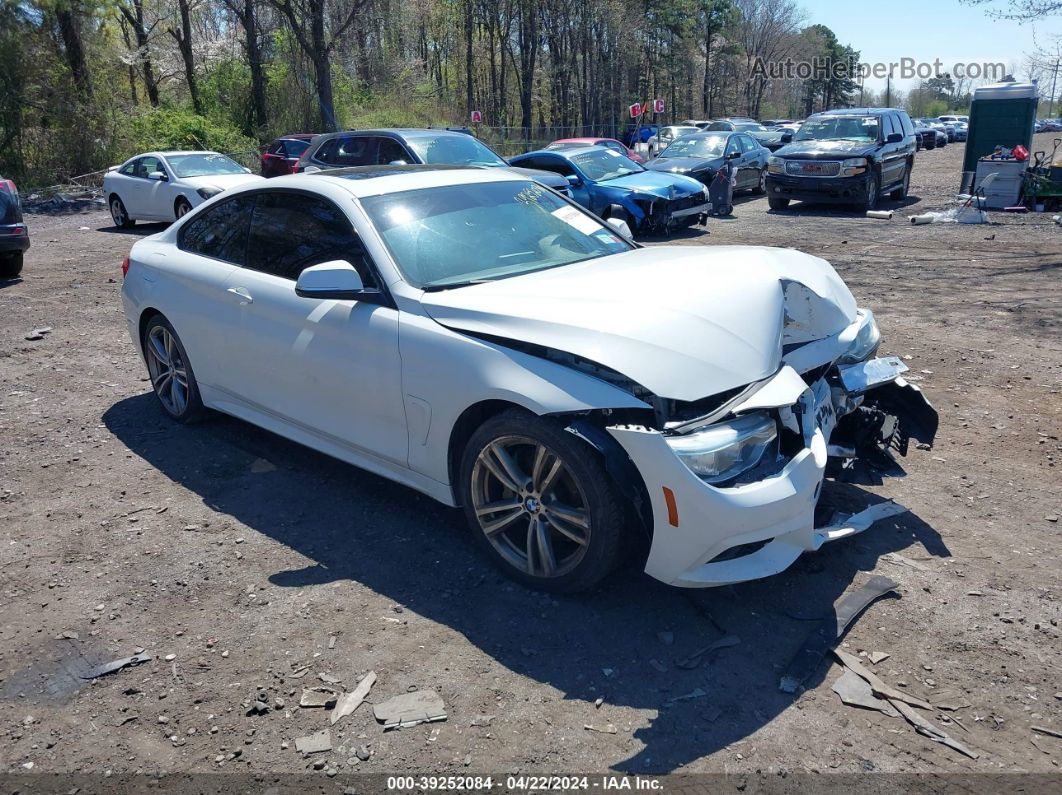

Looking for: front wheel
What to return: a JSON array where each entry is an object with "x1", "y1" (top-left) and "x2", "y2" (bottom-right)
[
  {"x1": 143, "y1": 315, "x2": 205, "y2": 423},
  {"x1": 174, "y1": 197, "x2": 192, "y2": 219},
  {"x1": 857, "y1": 172, "x2": 880, "y2": 212},
  {"x1": 768, "y1": 196, "x2": 789, "y2": 210},
  {"x1": 460, "y1": 410, "x2": 626, "y2": 593}
]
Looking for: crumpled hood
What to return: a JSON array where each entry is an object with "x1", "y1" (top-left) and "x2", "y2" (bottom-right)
[
  {"x1": 601, "y1": 170, "x2": 705, "y2": 197},
  {"x1": 773, "y1": 139, "x2": 878, "y2": 160},
  {"x1": 421, "y1": 245, "x2": 858, "y2": 402},
  {"x1": 646, "y1": 156, "x2": 722, "y2": 175}
]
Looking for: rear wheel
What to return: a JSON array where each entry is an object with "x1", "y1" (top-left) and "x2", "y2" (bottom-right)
[
  {"x1": 110, "y1": 195, "x2": 134, "y2": 229},
  {"x1": 0, "y1": 252, "x2": 23, "y2": 279},
  {"x1": 753, "y1": 168, "x2": 767, "y2": 195},
  {"x1": 768, "y1": 196, "x2": 789, "y2": 210},
  {"x1": 461, "y1": 410, "x2": 626, "y2": 593},
  {"x1": 142, "y1": 315, "x2": 205, "y2": 423},
  {"x1": 890, "y1": 165, "x2": 911, "y2": 200}
]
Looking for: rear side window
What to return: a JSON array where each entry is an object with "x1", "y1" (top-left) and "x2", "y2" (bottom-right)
[
  {"x1": 0, "y1": 187, "x2": 21, "y2": 224},
  {"x1": 283, "y1": 139, "x2": 310, "y2": 157},
  {"x1": 314, "y1": 136, "x2": 374, "y2": 167},
  {"x1": 244, "y1": 192, "x2": 376, "y2": 285},
  {"x1": 376, "y1": 137, "x2": 409, "y2": 164},
  {"x1": 178, "y1": 195, "x2": 255, "y2": 264},
  {"x1": 120, "y1": 160, "x2": 139, "y2": 177},
  {"x1": 897, "y1": 112, "x2": 914, "y2": 137}
]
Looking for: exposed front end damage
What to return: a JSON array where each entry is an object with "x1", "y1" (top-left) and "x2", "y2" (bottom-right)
[
  {"x1": 421, "y1": 244, "x2": 938, "y2": 587},
  {"x1": 607, "y1": 353, "x2": 937, "y2": 588}
]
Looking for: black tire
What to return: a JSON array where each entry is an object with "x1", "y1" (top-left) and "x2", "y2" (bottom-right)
[
  {"x1": 753, "y1": 167, "x2": 767, "y2": 195},
  {"x1": 174, "y1": 197, "x2": 193, "y2": 220},
  {"x1": 768, "y1": 196, "x2": 789, "y2": 210},
  {"x1": 890, "y1": 165, "x2": 911, "y2": 201},
  {"x1": 857, "y1": 171, "x2": 879, "y2": 212},
  {"x1": 142, "y1": 315, "x2": 205, "y2": 423},
  {"x1": 109, "y1": 195, "x2": 134, "y2": 229},
  {"x1": 0, "y1": 252, "x2": 23, "y2": 279},
  {"x1": 460, "y1": 409, "x2": 626, "y2": 593}
]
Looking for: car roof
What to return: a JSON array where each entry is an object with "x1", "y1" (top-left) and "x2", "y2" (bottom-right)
[
  {"x1": 817, "y1": 108, "x2": 903, "y2": 117},
  {"x1": 550, "y1": 137, "x2": 613, "y2": 144},
  {"x1": 316, "y1": 128, "x2": 471, "y2": 140},
  {"x1": 277, "y1": 134, "x2": 315, "y2": 140},
  {"x1": 258, "y1": 165, "x2": 528, "y2": 199},
  {"x1": 521, "y1": 146, "x2": 601, "y2": 158}
]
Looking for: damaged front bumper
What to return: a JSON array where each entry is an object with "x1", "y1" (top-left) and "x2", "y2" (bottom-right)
[{"x1": 609, "y1": 356, "x2": 937, "y2": 588}]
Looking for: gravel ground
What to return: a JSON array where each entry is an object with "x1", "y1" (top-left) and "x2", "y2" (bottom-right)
[{"x1": 1, "y1": 134, "x2": 1060, "y2": 782}]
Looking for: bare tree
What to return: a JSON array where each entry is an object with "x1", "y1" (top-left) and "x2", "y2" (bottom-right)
[{"x1": 270, "y1": 0, "x2": 370, "y2": 130}]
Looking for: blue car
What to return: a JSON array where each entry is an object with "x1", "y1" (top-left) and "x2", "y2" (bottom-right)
[{"x1": 510, "y1": 146, "x2": 709, "y2": 235}]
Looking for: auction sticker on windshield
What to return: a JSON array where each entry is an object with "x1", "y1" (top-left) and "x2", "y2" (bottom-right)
[{"x1": 552, "y1": 205, "x2": 602, "y2": 236}]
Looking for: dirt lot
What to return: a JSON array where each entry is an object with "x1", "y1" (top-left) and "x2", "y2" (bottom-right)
[{"x1": 1, "y1": 134, "x2": 1060, "y2": 783}]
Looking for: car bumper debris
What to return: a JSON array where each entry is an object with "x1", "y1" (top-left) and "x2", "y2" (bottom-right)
[{"x1": 608, "y1": 354, "x2": 938, "y2": 588}]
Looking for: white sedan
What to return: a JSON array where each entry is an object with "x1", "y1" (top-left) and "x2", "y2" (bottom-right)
[
  {"x1": 119, "y1": 166, "x2": 938, "y2": 592},
  {"x1": 103, "y1": 151, "x2": 263, "y2": 228}
]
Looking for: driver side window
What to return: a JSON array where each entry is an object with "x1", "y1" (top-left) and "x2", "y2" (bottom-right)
[{"x1": 244, "y1": 192, "x2": 377, "y2": 286}]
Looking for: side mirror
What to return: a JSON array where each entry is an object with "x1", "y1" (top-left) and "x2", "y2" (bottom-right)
[
  {"x1": 148, "y1": 171, "x2": 167, "y2": 181},
  {"x1": 726, "y1": 151, "x2": 741, "y2": 160},
  {"x1": 605, "y1": 216, "x2": 633, "y2": 239},
  {"x1": 295, "y1": 260, "x2": 387, "y2": 306},
  {"x1": 566, "y1": 174, "x2": 583, "y2": 188},
  {"x1": 780, "y1": 132, "x2": 793, "y2": 143},
  {"x1": 886, "y1": 132, "x2": 904, "y2": 143}
]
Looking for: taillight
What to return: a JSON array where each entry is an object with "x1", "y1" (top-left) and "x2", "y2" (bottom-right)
[
  {"x1": 121, "y1": 257, "x2": 130, "y2": 278},
  {"x1": 0, "y1": 178, "x2": 16, "y2": 193}
]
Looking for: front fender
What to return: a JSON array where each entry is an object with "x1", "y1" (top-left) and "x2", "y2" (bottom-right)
[{"x1": 399, "y1": 312, "x2": 650, "y2": 497}]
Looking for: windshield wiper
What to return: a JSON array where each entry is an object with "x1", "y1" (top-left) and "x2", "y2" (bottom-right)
[{"x1": 422, "y1": 278, "x2": 498, "y2": 292}]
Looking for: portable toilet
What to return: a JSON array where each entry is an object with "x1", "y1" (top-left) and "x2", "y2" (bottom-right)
[{"x1": 961, "y1": 81, "x2": 1038, "y2": 191}]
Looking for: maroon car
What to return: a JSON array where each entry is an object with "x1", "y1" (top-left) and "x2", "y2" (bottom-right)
[{"x1": 260, "y1": 134, "x2": 315, "y2": 178}]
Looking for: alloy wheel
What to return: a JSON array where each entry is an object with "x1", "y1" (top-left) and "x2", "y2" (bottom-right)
[
  {"x1": 110, "y1": 198, "x2": 126, "y2": 227},
  {"x1": 145, "y1": 325, "x2": 190, "y2": 416},
  {"x1": 470, "y1": 435, "x2": 591, "y2": 579},
  {"x1": 176, "y1": 200, "x2": 191, "y2": 218},
  {"x1": 758, "y1": 168, "x2": 766, "y2": 192}
]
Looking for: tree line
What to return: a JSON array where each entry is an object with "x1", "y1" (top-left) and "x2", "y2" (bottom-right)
[{"x1": 0, "y1": 0, "x2": 935, "y2": 187}]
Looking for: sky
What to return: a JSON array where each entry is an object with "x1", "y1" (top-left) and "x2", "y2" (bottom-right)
[{"x1": 805, "y1": 0, "x2": 1061, "y2": 91}]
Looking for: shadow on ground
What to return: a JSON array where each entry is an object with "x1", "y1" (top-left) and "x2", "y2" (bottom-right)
[
  {"x1": 103, "y1": 393, "x2": 949, "y2": 773},
  {"x1": 97, "y1": 221, "x2": 170, "y2": 236}
]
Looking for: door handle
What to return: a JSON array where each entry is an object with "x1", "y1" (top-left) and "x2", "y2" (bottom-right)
[{"x1": 226, "y1": 286, "x2": 253, "y2": 305}]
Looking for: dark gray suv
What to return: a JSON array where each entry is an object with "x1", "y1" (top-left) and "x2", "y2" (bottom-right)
[
  {"x1": 294, "y1": 129, "x2": 572, "y2": 195},
  {"x1": 0, "y1": 177, "x2": 29, "y2": 278},
  {"x1": 765, "y1": 108, "x2": 917, "y2": 212}
]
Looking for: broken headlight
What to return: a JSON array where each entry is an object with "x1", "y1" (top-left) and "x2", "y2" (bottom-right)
[
  {"x1": 838, "y1": 308, "x2": 881, "y2": 364},
  {"x1": 666, "y1": 412, "x2": 777, "y2": 484}
]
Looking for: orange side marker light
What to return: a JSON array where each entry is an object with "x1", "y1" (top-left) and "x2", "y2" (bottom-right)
[{"x1": 662, "y1": 487, "x2": 679, "y2": 527}]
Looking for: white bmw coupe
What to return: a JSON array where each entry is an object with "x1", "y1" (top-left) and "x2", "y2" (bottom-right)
[
  {"x1": 120, "y1": 165, "x2": 937, "y2": 592},
  {"x1": 104, "y1": 150, "x2": 263, "y2": 227}
]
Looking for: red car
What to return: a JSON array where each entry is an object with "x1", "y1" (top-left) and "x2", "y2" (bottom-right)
[
  {"x1": 260, "y1": 134, "x2": 316, "y2": 178},
  {"x1": 545, "y1": 137, "x2": 646, "y2": 163}
]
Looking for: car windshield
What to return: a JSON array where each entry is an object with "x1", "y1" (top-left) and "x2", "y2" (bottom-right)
[
  {"x1": 360, "y1": 181, "x2": 632, "y2": 289},
  {"x1": 658, "y1": 136, "x2": 726, "y2": 158},
  {"x1": 661, "y1": 126, "x2": 697, "y2": 139},
  {"x1": 570, "y1": 149, "x2": 644, "y2": 181},
  {"x1": 795, "y1": 116, "x2": 880, "y2": 143},
  {"x1": 404, "y1": 134, "x2": 507, "y2": 167},
  {"x1": 735, "y1": 123, "x2": 768, "y2": 132},
  {"x1": 166, "y1": 153, "x2": 247, "y2": 178}
]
